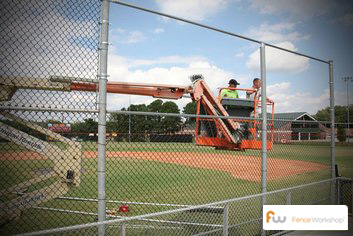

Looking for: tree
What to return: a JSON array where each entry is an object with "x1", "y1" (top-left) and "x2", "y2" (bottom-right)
[
  {"x1": 337, "y1": 126, "x2": 346, "y2": 142},
  {"x1": 71, "y1": 118, "x2": 98, "y2": 140},
  {"x1": 108, "y1": 100, "x2": 182, "y2": 136},
  {"x1": 129, "y1": 104, "x2": 149, "y2": 133},
  {"x1": 147, "y1": 100, "x2": 163, "y2": 133},
  {"x1": 108, "y1": 108, "x2": 129, "y2": 133},
  {"x1": 148, "y1": 99, "x2": 163, "y2": 113},
  {"x1": 160, "y1": 101, "x2": 181, "y2": 133},
  {"x1": 314, "y1": 107, "x2": 330, "y2": 122},
  {"x1": 314, "y1": 105, "x2": 353, "y2": 124},
  {"x1": 183, "y1": 101, "x2": 197, "y2": 124}
]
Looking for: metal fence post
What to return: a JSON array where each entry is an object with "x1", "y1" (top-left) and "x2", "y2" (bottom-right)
[
  {"x1": 223, "y1": 204, "x2": 229, "y2": 236},
  {"x1": 120, "y1": 223, "x2": 126, "y2": 236},
  {"x1": 329, "y1": 60, "x2": 336, "y2": 205},
  {"x1": 286, "y1": 191, "x2": 291, "y2": 205},
  {"x1": 98, "y1": 0, "x2": 110, "y2": 235},
  {"x1": 337, "y1": 178, "x2": 340, "y2": 205},
  {"x1": 260, "y1": 42, "x2": 267, "y2": 236}
]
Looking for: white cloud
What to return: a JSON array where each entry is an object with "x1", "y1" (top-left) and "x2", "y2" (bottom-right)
[
  {"x1": 153, "y1": 28, "x2": 165, "y2": 34},
  {"x1": 246, "y1": 22, "x2": 310, "y2": 43},
  {"x1": 107, "y1": 48, "x2": 209, "y2": 71},
  {"x1": 107, "y1": 50, "x2": 249, "y2": 110},
  {"x1": 106, "y1": 53, "x2": 332, "y2": 114},
  {"x1": 155, "y1": 0, "x2": 230, "y2": 21},
  {"x1": 244, "y1": 22, "x2": 310, "y2": 73},
  {"x1": 128, "y1": 55, "x2": 208, "y2": 68},
  {"x1": 267, "y1": 82, "x2": 329, "y2": 113},
  {"x1": 339, "y1": 13, "x2": 353, "y2": 26},
  {"x1": 246, "y1": 41, "x2": 309, "y2": 72},
  {"x1": 249, "y1": 0, "x2": 336, "y2": 18},
  {"x1": 111, "y1": 29, "x2": 146, "y2": 44},
  {"x1": 0, "y1": 4, "x2": 99, "y2": 79}
]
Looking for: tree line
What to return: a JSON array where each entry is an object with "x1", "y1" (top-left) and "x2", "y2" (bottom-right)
[
  {"x1": 314, "y1": 105, "x2": 352, "y2": 142},
  {"x1": 3, "y1": 102, "x2": 350, "y2": 142},
  {"x1": 108, "y1": 99, "x2": 181, "y2": 134},
  {"x1": 314, "y1": 104, "x2": 353, "y2": 124},
  {"x1": 72, "y1": 100, "x2": 196, "y2": 137}
]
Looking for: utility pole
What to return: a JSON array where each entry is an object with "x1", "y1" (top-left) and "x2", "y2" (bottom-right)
[{"x1": 342, "y1": 77, "x2": 353, "y2": 142}]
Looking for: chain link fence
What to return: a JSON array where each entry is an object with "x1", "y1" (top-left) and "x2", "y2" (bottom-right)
[
  {"x1": 17, "y1": 178, "x2": 350, "y2": 236},
  {"x1": 1, "y1": 0, "x2": 352, "y2": 235},
  {"x1": 2, "y1": 110, "x2": 351, "y2": 235},
  {"x1": 0, "y1": 0, "x2": 101, "y2": 234}
]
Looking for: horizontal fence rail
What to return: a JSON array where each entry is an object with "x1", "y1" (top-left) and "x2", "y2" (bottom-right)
[
  {"x1": 0, "y1": 106, "x2": 349, "y2": 126},
  {"x1": 18, "y1": 177, "x2": 353, "y2": 236}
]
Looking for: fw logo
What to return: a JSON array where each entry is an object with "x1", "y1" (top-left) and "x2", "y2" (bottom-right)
[{"x1": 266, "y1": 211, "x2": 286, "y2": 223}]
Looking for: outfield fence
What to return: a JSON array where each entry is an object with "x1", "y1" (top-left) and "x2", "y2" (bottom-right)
[{"x1": 0, "y1": 0, "x2": 350, "y2": 235}]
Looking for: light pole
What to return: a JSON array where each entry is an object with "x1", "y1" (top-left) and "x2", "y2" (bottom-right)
[
  {"x1": 128, "y1": 95, "x2": 131, "y2": 143},
  {"x1": 342, "y1": 77, "x2": 353, "y2": 142}
]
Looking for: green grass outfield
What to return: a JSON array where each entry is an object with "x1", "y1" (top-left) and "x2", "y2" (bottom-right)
[{"x1": 0, "y1": 142, "x2": 352, "y2": 235}]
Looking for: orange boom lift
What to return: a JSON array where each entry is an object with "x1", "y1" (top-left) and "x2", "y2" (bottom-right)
[
  {"x1": 1, "y1": 74, "x2": 274, "y2": 151},
  {"x1": 69, "y1": 74, "x2": 274, "y2": 151}
]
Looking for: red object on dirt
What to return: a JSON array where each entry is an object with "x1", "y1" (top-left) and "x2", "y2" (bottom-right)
[{"x1": 119, "y1": 205, "x2": 129, "y2": 213}]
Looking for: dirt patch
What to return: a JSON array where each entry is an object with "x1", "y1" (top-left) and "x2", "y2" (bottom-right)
[
  {"x1": 85, "y1": 151, "x2": 328, "y2": 182},
  {"x1": 2, "y1": 151, "x2": 328, "y2": 182}
]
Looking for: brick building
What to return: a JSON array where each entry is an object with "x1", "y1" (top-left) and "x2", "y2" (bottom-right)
[{"x1": 268, "y1": 112, "x2": 329, "y2": 143}]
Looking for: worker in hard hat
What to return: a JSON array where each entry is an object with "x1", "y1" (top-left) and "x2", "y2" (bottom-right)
[{"x1": 221, "y1": 79, "x2": 240, "y2": 98}]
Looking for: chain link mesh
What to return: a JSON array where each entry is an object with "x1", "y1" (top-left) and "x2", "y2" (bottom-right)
[
  {"x1": 338, "y1": 178, "x2": 353, "y2": 216},
  {"x1": 0, "y1": 0, "x2": 100, "y2": 234},
  {"x1": 26, "y1": 179, "x2": 343, "y2": 236},
  {"x1": 1, "y1": 1, "x2": 352, "y2": 235}
]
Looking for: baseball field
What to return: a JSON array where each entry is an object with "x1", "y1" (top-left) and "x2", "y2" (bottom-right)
[{"x1": 0, "y1": 142, "x2": 352, "y2": 235}]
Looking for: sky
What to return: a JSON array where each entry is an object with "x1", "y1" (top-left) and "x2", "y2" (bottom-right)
[{"x1": 105, "y1": 0, "x2": 353, "y2": 114}]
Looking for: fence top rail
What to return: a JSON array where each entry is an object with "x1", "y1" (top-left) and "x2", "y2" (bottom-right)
[
  {"x1": 108, "y1": 110, "x2": 336, "y2": 124},
  {"x1": 111, "y1": 0, "x2": 329, "y2": 64},
  {"x1": 0, "y1": 106, "x2": 99, "y2": 113},
  {"x1": 19, "y1": 177, "x2": 349, "y2": 236},
  {"x1": 0, "y1": 106, "x2": 342, "y2": 124}
]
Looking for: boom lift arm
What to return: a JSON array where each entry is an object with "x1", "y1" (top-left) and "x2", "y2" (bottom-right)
[{"x1": 0, "y1": 110, "x2": 81, "y2": 226}]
